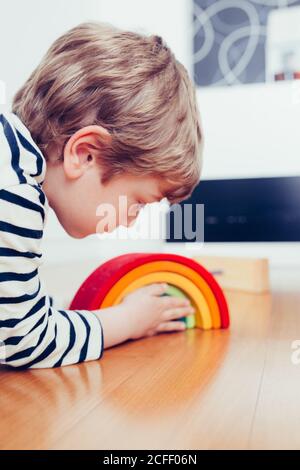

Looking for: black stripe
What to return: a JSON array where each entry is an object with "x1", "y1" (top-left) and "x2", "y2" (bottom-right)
[
  {"x1": 75, "y1": 311, "x2": 91, "y2": 362},
  {"x1": 0, "y1": 296, "x2": 46, "y2": 328},
  {"x1": 16, "y1": 129, "x2": 44, "y2": 178},
  {"x1": 0, "y1": 268, "x2": 38, "y2": 282},
  {"x1": 0, "y1": 114, "x2": 26, "y2": 184},
  {"x1": 0, "y1": 280, "x2": 41, "y2": 305},
  {"x1": 98, "y1": 318, "x2": 104, "y2": 359},
  {"x1": 0, "y1": 189, "x2": 45, "y2": 221},
  {"x1": 4, "y1": 312, "x2": 46, "y2": 346},
  {"x1": 12, "y1": 324, "x2": 58, "y2": 369},
  {"x1": 5, "y1": 317, "x2": 51, "y2": 362},
  {"x1": 0, "y1": 247, "x2": 42, "y2": 258},
  {"x1": 54, "y1": 311, "x2": 76, "y2": 367},
  {"x1": 0, "y1": 220, "x2": 43, "y2": 239},
  {"x1": 29, "y1": 184, "x2": 45, "y2": 205}
]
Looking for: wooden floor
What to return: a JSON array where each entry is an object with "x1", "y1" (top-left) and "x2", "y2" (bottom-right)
[{"x1": 1, "y1": 267, "x2": 300, "y2": 450}]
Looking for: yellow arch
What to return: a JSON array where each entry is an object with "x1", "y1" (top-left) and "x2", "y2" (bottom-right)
[
  {"x1": 100, "y1": 260, "x2": 220, "y2": 328},
  {"x1": 112, "y1": 271, "x2": 212, "y2": 330}
]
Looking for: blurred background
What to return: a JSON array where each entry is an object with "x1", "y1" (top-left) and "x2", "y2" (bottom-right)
[{"x1": 1, "y1": 0, "x2": 300, "y2": 270}]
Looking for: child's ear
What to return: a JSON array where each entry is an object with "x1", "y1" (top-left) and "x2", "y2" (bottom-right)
[{"x1": 63, "y1": 125, "x2": 111, "y2": 180}]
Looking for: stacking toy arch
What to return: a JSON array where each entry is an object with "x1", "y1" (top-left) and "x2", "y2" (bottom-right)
[{"x1": 70, "y1": 253, "x2": 230, "y2": 330}]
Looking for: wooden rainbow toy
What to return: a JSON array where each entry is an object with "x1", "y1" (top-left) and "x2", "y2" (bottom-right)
[{"x1": 70, "y1": 253, "x2": 230, "y2": 330}]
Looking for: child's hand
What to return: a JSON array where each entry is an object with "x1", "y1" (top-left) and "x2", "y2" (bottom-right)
[
  {"x1": 121, "y1": 283, "x2": 195, "y2": 339},
  {"x1": 94, "y1": 283, "x2": 194, "y2": 350}
]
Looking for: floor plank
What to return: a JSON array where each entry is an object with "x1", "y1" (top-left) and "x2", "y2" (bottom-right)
[{"x1": 250, "y1": 290, "x2": 300, "y2": 449}]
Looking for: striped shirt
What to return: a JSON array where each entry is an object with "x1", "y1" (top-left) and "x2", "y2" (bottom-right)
[{"x1": 0, "y1": 111, "x2": 104, "y2": 369}]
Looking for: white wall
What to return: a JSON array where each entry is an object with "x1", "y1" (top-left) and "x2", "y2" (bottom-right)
[
  {"x1": 199, "y1": 80, "x2": 300, "y2": 180},
  {"x1": 0, "y1": 0, "x2": 102, "y2": 104}
]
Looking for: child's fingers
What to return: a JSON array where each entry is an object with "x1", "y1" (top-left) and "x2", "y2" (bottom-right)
[
  {"x1": 163, "y1": 306, "x2": 195, "y2": 322},
  {"x1": 145, "y1": 328, "x2": 157, "y2": 337},
  {"x1": 156, "y1": 321, "x2": 186, "y2": 333},
  {"x1": 139, "y1": 283, "x2": 169, "y2": 297},
  {"x1": 159, "y1": 295, "x2": 191, "y2": 309},
  {"x1": 122, "y1": 283, "x2": 167, "y2": 302}
]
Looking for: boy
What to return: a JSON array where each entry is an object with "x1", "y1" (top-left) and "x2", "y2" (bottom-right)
[{"x1": 0, "y1": 22, "x2": 202, "y2": 369}]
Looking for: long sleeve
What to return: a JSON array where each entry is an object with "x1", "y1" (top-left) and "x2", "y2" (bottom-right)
[{"x1": 0, "y1": 182, "x2": 104, "y2": 369}]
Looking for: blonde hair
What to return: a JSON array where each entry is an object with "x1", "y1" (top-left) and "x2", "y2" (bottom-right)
[{"x1": 13, "y1": 22, "x2": 203, "y2": 203}]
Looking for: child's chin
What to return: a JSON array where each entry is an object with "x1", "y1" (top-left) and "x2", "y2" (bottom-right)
[{"x1": 65, "y1": 226, "x2": 87, "y2": 239}]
